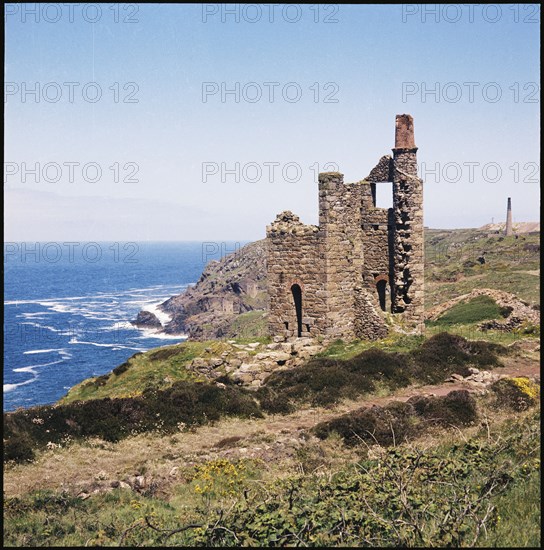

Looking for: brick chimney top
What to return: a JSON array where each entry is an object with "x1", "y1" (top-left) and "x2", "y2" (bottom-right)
[{"x1": 394, "y1": 114, "x2": 416, "y2": 149}]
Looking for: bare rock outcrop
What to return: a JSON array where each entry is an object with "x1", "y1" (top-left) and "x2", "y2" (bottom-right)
[{"x1": 134, "y1": 240, "x2": 268, "y2": 340}]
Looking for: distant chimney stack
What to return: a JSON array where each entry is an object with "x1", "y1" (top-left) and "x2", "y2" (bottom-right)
[{"x1": 505, "y1": 197, "x2": 513, "y2": 236}]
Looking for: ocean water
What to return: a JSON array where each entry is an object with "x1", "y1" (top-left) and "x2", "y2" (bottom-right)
[{"x1": 3, "y1": 241, "x2": 245, "y2": 412}]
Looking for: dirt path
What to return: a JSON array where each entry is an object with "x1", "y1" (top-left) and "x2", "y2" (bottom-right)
[{"x1": 3, "y1": 349, "x2": 540, "y2": 499}]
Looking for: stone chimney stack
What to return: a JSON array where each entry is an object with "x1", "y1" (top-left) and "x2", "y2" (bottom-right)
[
  {"x1": 391, "y1": 114, "x2": 424, "y2": 331},
  {"x1": 505, "y1": 197, "x2": 513, "y2": 236},
  {"x1": 394, "y1": 113, "x2": 416, "y2": 149}
]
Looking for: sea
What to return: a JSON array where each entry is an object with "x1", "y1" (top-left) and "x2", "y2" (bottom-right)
[{"x1": 3, "y1": 241, "x2": 245, "y2": 412}]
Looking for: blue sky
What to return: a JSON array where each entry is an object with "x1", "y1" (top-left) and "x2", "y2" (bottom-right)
[{"x1": 5, "y1": 4, "x2": 540, "y2": 240}]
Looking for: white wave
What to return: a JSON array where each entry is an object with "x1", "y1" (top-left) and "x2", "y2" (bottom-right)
[
  {"x1": 23, "y1": 348, "x2": 66, "y2": 355},
  {"x1": 4, "y1": 358, "x2": 64, "y2": 393},
  {"x1": 68, "y1": 338, "x2": 143, "y2": 351},
  {"x1": 19, "y1": 322, "x2": 60, "y2": 332},
  {"x1": 19, "y1": 312, "x2": 55, "y2": 319},
  {"x1": 13, "y1": 359, "x2": 64, "y2": 371},
  {"x1": 101, "y1": 321, "x2": 137, "y2": 331},
  {"x1": 4, "y1": 285, "x2": 188, "y2": 308},
  {"x1": 4, "y1": 381, "x2": 34, "y2": 393},
  {"x1": 68, "y1": 338, "x2": 117, "y2": 348},
  {"x1": 141, "y1": 302, "x2": 172, "y2": 326},
  {"x1": 135, "y1": 328, "x2": 188, "y2": 341}
]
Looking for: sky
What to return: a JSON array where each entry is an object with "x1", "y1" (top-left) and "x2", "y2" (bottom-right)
[{"x1": 4, "y1": 3, "x2": 541, "y2": 240}]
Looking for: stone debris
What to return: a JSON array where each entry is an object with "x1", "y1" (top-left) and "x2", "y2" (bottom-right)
[
  {"x1": 186, "y1": 338, "x2": 325, "y2": 388},
  {"x1": 445, "y1": 369, "x2": 506, "y2": 386}
]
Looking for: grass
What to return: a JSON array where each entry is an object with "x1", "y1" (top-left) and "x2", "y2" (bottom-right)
[
  {"x1": 226, "y1": 310, "x2": 268, "y2": 340},
  {"x1": 427, "y1": 295, "x2": 504, "y2": 326},
  {"x1": 425, "y1": 229, "x2": 540, "y2": 308},
  {"x1": 61, "y1": 340, "x2": 258, "y2": 404},
  {"x1": 317, "y1": 333, "x2": 426, "y2": 360},
  {"x1": 481, "y1": 470, "x2": 541, "y2": 547},
  {"x1": 3, "y1": 406, "x2": 540, "y2": 547}
]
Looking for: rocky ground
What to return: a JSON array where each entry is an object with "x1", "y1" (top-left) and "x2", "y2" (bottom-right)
[{"x1": 186, "y1": 337, "x2": 323, "y2": 388}]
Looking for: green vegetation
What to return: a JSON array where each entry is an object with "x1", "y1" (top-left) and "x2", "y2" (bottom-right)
[
  {"x1": 490, "y1": 376, "x2": 540, "y2": 411},
  {"x1": 226, "y1": 311, "x2": 269, "y2": 341},
  {"x1": 428, "y1": 295, "x2": 504, "y2": 327},
  {"x1": 4, "y1": 381, "x2": 262, "y2": 463},
  {"x1": 61, "y1": 341, "x2": 231, "y2": 404},
  {"x1": 4, "y1": 406, "x2": 540, "y2": 547},
  {"x1": 3, "y1": 228, "x2": 540, "y2": 546},
  {"x1": 425, "y1": 229, "x2": 540, "y2": 307},
  {"x1": 314, "y1": 390, "x2": 478, "y2": 447},
  {"x1": 3, "y1": 333, "x2": 507, "y2": 463},
  {"x1": 257, "y1": 332, "x2": 505, "y2": 412}
]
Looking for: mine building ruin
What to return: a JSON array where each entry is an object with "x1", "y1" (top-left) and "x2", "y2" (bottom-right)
[{"x1": 266, "y1": 114, "x2": 424, "y2": 340}]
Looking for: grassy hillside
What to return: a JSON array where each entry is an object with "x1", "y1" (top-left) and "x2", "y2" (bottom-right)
[
  {"x1": 425, "y1": 229, "x2": 540, "y2": 307},
  {"x1": 60, "y1": 341, "x2": 227, "y2": 404},
  {"x1": 3, "y1": 228, "x2": 540, "y2": 547}
]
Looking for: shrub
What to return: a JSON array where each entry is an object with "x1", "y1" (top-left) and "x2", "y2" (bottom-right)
[
  {"x1": 259, "y1": 333, "x2": 504, "y2": 411},
  {"x1": 315, "y1": 390, "x2": 479, "y2": 447},
  {"x1": 3, "y1": 433, "x2": 35, "y2": 463},
  {"x1": 314, "y1": 401, "x2": 417, "y2": 447},
  {"x1": 112, "y1": 360, "x2": 131, "y2": 376},
  {"x1": 409, "y1": 332, "x2": 503, "y2": 384},
  {"x1": 408, "y1": 390, "x2": 478, "y2": 427},
  {"x1": 3, "y1": 381, "x2": 262, "y2": 463},
  {"x1": 148, "y1": 346, "x2": 185, "y2": 361},
  {"x1": 490, "y1": 377, "x2": 540, "y2": 411}
]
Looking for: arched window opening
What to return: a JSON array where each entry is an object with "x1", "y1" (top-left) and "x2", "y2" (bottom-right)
[{"x1": 291, "y1": 284, "x2": 303, "y2": 337}]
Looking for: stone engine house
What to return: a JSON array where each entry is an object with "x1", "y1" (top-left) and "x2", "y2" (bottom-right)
[{"x1": 266, "y1": 114, "x2": 424, "y2": 341}]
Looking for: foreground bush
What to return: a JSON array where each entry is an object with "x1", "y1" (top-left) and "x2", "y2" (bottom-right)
[
  {"x1": 313, "y1": 390, "x2": 478, "y2": 447},
  {"x1": 6, "y1": 409, "x2": 538, "y2": 547},
  {"x1": 490, "y1": 377, "x2": 540, "y2": 411},
  {"x1": 3, "y1": 381, "x2": 262, "y2": 463}
]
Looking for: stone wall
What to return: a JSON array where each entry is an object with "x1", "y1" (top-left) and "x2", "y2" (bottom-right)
[
  {"x1": 266, "y1": 211, "x2": 327, "y2": 338},
  {"x1": 318, "y1": 172, "x2": 365, "y2": 339},
  {"x1": 360, "y1": 181, "x2": 394, "y2": 312}
]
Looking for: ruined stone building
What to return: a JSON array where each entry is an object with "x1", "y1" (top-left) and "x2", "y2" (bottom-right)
[{"x1": 266, "y1": 114, "x2": 424, "y2": 341}]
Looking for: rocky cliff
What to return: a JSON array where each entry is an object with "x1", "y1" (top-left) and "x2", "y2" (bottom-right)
[{"x1": 133, "y1": 240, "x2": 268, "y2": 340}]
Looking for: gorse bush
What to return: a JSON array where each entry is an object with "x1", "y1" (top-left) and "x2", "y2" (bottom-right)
[{"x1": 490, "y1": 377, "x2": 540, "y2": 411}]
